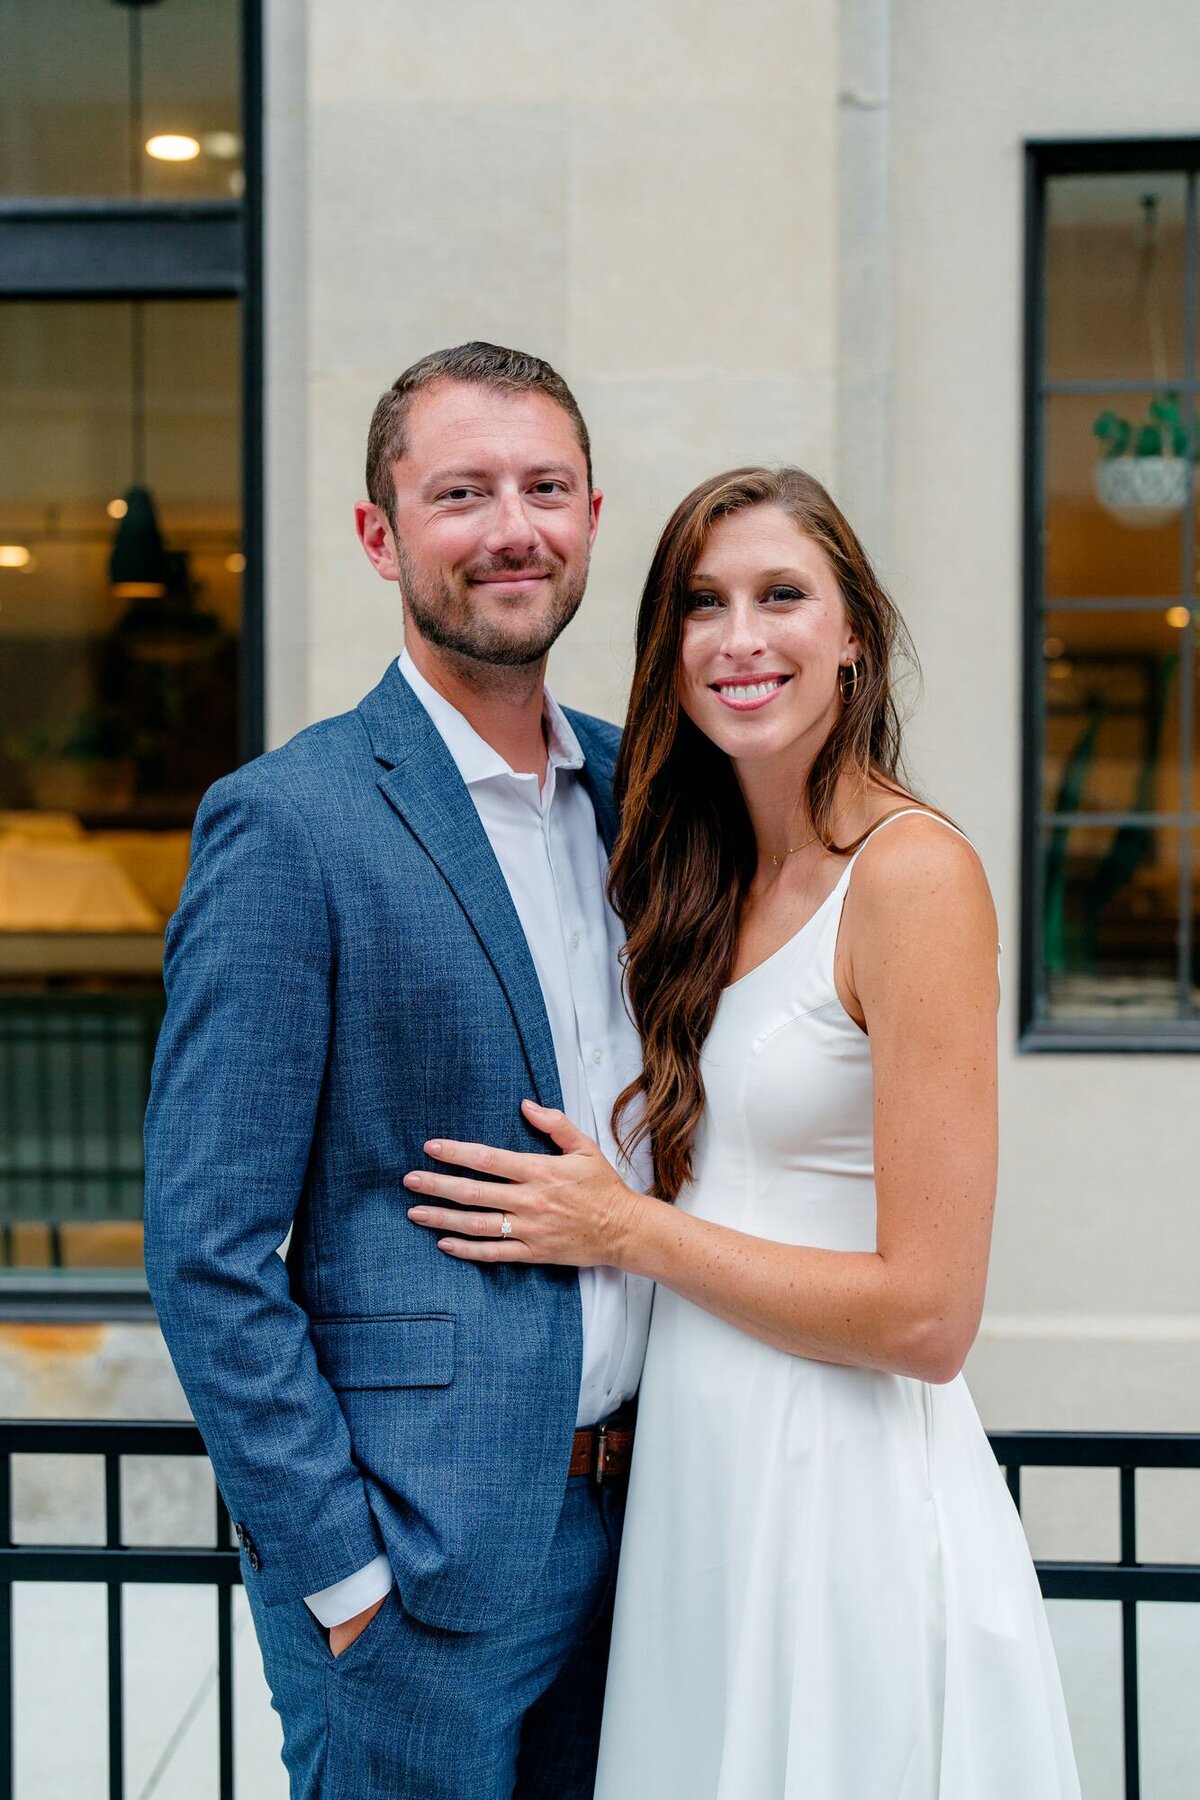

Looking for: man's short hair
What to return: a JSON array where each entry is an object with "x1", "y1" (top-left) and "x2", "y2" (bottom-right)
[{"x1": 365, "y1": 341, "x2": 593, "y2": 521}]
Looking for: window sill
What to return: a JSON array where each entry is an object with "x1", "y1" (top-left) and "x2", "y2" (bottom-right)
[{"x1": 1019, "y1": 1019, "x2": 1200, "y2": 1053}]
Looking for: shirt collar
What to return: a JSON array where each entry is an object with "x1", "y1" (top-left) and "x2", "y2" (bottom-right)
[{"x1": 397, "y1": 649, "x2": 585, "y2": 788}]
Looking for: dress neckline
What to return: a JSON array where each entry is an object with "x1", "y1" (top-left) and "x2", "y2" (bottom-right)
[
  {"x1": 722, "y1": 807, "x2": 950, "y2": 993},
  {"x1": 723, "y1": 868, "x2": 851, "y2": 992}
]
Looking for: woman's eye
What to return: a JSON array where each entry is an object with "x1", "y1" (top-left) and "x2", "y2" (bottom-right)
[
  {"x1": 686, "y1": 592, "x2": 720, "y2": 613},
  {"x1": 766, "y1": 585, "x2": 805, "y2": 603}
]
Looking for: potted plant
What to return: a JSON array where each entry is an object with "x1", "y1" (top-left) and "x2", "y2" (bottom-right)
[
  {"x1": 1092, "y1": 392, "x2": 1194, "y2": 528},
  {"x1": 7, "y1": 708, "x2": 138, "y2": 814}
]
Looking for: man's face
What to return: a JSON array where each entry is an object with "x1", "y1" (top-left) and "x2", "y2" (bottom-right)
[{"x1": 358, "y1": 380, "x2": 601, "y2": 671}]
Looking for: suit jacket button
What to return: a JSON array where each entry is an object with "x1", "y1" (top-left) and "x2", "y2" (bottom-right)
[{"x1": 248, "y1": 1549, "x2": 261, "y2": 1572}]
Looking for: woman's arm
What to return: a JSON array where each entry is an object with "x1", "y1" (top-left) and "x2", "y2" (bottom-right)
[{"x1": 405, "y1": 821, "x2": 1000, "y2": 1384}]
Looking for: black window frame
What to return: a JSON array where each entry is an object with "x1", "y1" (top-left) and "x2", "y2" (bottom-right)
[
  {"x1": 0, "y1": 0, "x2": 263, "y2": 1320},
  {"x1": 1021, "y1": 137, "x2": 1200, "y2": 1053}
]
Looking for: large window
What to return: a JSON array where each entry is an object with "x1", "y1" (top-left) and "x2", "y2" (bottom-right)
[
  {"x1": 1022, "y1": 141, "x2": 1199, "y2": 1048},
  {"x1": 0, "y1": 0, "x2": 261, "y2": 1310}
]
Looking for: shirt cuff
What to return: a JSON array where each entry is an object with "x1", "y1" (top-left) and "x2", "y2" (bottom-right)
[{"x1": 303, "y1": 1554, "x2": 393, "y2": 1628}]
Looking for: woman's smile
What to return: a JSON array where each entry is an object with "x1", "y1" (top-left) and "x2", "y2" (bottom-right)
[{"x1": 708, "y1": 674, "x2": 793, "y2": 710}]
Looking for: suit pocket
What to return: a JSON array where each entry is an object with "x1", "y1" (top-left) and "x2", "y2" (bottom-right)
[{"x1": 310, "y1": 1314, "x2": 455, "y2": 1390}]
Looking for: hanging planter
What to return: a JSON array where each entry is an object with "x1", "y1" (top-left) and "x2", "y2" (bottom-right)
[{"x1": 1092, "y1": 393, "x2": 1195, "y2": 528}]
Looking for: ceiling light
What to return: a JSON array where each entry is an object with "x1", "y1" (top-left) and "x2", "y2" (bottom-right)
[
  {"x1": 110, "y1": 486, "x2": 167, "y2": 599},
  {"x1": 107, "y1": 497, "x2": 129, "y2": 520},
  {"x1": 1164, "y1": 605, "x2": 1191, "y2": 629},
  {"x1": 146, "y1": 134, "x2": 201, "y2": 163},
  {"x1": 225, "y1": 552, "x2": 246, "y2": 573},
  {"x1": 0, "y1": 545, "x2": 32, "y2": 569}
]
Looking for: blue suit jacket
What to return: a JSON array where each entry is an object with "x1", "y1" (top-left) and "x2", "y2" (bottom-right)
[{"x1": 144, "y1": 661, "x2": 622, "y2": 1631}]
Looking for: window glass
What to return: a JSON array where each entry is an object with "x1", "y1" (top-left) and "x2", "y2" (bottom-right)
[
  {"x1": 1044, "y1": 391, "x2": 1187, "y2": 600},
  {"x1": 0, "y1": 0, "x2": 241, "y2": 201},
  {"x1": 1046, "y1": 173, "x2": 1187, "y2": 383},
  {"x1": 1042, "y1": 825, "x2": 1181, "y2": 1022},
  {"x1": 1030, "y1": 155, "x2": 1199, "y2": 1041},
  {"x1": 1041, "y1": 607, "x2": 1194, "y2": 817},
  {"x1": 0, "y1": 298, "x2": 242, "y2": 1279}
]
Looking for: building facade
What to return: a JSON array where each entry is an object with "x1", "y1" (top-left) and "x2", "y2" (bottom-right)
[{"x1": 1, "y1": 1, "x2": 1197, "y2": 1791}]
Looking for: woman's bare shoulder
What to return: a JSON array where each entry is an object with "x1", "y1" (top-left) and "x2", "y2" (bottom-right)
[{"x1": 846, "y1": 804, "x2": 995, "y2": 934}]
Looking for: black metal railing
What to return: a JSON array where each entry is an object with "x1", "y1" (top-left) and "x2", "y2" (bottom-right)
[
  {"x1": 0, "y1": 1422, "x2": 1197, "y2": 1798},
  {"x1": 0, "y1": 994, "x2": 164, "y2": 1266},
  {"x1": 992, "y1": 1430, "x2": 1200, "y2": 1800},
  {"x1": 0, "y1": 1421, "x2": 239, "y2": 1800}
]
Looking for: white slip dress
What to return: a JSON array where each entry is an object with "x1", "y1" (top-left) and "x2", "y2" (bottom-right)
[{"x1": 593, "y1": 811, "x2": 1080, "y2": 1800}]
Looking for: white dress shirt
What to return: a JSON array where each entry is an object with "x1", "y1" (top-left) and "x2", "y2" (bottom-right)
[{"x1": 305, "y1": 651, "x2": 652, "y2": 1627}]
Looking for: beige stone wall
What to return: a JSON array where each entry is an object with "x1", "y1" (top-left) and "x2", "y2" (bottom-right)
[
  {"x1": 265, "y1": 0, "x2": 841, "y2": 735},
  {"x1": 888, "y1": 0, "x2": 1200, "y2": 1427},
  {"x1": 262, "y1": 0, "x2": 1200, "y2": 1430}
]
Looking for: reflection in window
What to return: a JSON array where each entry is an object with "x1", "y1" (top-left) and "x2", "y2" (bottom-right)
[
  {"x1": 0, "y1": 299, "x2": 242, "y2": 1277},
  {"x1": 0, "y1": 299, "x2": 240, "y2": 962},
  {"x1": 0, "y1": 0, "x2": 241, "y2": 201},
  {"x1": 1029, "y1": 157, "x2": 1199, "y2": 1036}
]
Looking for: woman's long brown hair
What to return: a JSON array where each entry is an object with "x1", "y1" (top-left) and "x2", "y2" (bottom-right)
[{"x1": 608, "y1": 467, "x2": 917, "y2": 1202}]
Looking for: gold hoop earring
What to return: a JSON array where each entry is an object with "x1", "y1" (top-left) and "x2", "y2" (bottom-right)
[{"x1": 839, "y1": 660, "x2": 861, "y2": 704}]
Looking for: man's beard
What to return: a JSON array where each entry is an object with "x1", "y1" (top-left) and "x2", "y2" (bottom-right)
[{"x1": 394, "y1": 539, "x2": 588, "y2": 669}]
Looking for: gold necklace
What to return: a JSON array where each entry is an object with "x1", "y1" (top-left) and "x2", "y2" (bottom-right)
[
  {"x1": 768, "y1": 830, "x2": 819, "y2": 868},
  {"x1": 767, "y1": 795, "x2": 858, "y2": 868}
]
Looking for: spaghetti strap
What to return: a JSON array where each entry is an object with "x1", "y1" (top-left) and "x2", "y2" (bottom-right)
[
  {"x1": 842, "y1": 807, "x2": 1000, "y2": 955},
  {"x1": 844, "y1": 806, "x2": 972, "y2": 873}
]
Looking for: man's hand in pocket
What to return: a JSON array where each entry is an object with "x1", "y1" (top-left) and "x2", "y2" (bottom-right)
[{"x1": 329, "y1": 1596, "x2": 385, "y2": 1658}]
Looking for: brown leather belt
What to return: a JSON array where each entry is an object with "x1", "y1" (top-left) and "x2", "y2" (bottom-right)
[{"x1": 569, "y1": 1419, "x2": 634, "y2": 1485}]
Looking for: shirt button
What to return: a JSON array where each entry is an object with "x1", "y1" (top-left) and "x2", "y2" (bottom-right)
[
  {"x1": 591, "y1": 1048, "x2": 603, "y2": 1065},
  {"x1": 570, "y1": 932, "x2": 581, "y2": 950}
]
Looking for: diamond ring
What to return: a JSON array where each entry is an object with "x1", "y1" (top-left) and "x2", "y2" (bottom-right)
[{"x1": 499, "y1": 1213, "x2": 513, "y2": 1239}]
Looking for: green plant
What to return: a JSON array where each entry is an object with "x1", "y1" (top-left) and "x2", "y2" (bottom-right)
[
  {"x1": 1092, "y1": 391, "x2": 1194, "y2": 459},
  {"x1": 6, "y1": 706, "x2": 138, "y2": 765}
]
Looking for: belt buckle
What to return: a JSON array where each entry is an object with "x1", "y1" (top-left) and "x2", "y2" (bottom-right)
[{"x1": 593, "y1": 1422, "x2": 609, "y2": 1487}]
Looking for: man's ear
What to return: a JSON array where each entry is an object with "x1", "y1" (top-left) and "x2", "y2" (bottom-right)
[{"x1": 355, "y1": 501, "x2": 401, "y2": 583}]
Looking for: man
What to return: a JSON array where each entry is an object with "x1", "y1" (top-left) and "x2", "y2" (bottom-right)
[{"x1": 144, "y1": 342, "x2": 651, "y2": 1797}]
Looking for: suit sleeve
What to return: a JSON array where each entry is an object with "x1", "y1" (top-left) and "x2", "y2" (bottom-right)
[{"x1": 143, "y1": 772, "x2": 385, "y2": 1606}]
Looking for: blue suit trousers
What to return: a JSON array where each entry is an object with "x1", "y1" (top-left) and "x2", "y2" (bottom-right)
[{"x1": 247, "y1": 1478, "x2": 626, "y2": 1799}]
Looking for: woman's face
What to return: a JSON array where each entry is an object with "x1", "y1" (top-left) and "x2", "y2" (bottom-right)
[{"x1": 677, "y1": 504, "x2": 861, "y2": 767}]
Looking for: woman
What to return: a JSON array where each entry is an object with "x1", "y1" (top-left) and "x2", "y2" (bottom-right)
[{"x1": 404, "y1": 468, "x2": 1080, "y2": 1797}]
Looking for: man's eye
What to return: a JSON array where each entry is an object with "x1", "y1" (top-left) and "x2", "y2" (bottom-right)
[
  {"x1": 441, "y1": 488, "x2": 474, "y2": 502},
  {"x1": 531, "y1": 481, "x2": 566, "y2": 495}
]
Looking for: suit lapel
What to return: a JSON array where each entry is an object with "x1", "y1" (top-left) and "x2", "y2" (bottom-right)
[
  {"x1": 567, "y1": 710, "x2": 620, "y2": 856},
  {"x1": 359, "y1": 666, "x2": 563, "y2": 1111}
]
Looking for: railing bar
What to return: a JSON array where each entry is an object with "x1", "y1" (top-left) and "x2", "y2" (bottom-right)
[
  {"x1": 108, "y1": 1584, "x2": 124, "y2": 1800},
  {"x1": 0, "y1": 1577, "x2": 11, "y2": 1800},
  {"x1": 0, "y1": 1452, "x2": 11, "y2": 1800},
  {"x1": 0, "y1": 1422, "x2": 213, "y2": 1457},
  {"x1": 990, "y1": 1431, "x2": 1200, "y2": 1469},
  {"x1": 1123, "y1": 1600, "x2": 1141, "y2": 1800},
  {"x1": 1006, "y1": 1464, "x2": 1022, "y2": 1512},
  {"x1": 217, "y1": 1585, "x2": 234, "y2": 1800},
  {"x1": 1120, "y1": 1465, "x2": 1140, "y2": 1800},
  {"x1": 0, "y1": 1546, "x2": 243, "y2": 1584},
  {"x1": 106, "y1": 1454, "x2": 122, "y2": 1552},
  {"x1": 1120, "y1": 1466, "x2": 1137, "y2": 1566},
  {"x1": 215, "y1": 1485, "x2": 232, "y2": 1550}
]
